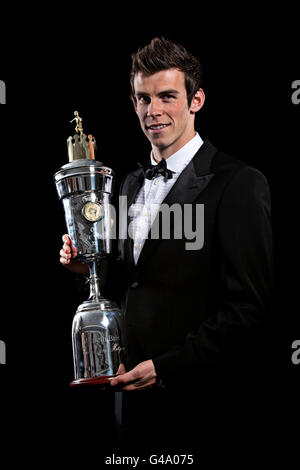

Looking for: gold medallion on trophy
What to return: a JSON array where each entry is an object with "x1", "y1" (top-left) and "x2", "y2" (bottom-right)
[{"x1": 82, "y1": 201, "x2": 104, "y2": 222}]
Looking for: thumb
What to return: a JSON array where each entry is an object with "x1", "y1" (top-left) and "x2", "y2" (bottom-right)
[
  {"x1": 69, "y1": 238, "x2": 77, "y2": 257},
  {"x1": 117, "y1": 363, "x2": 126, "y2": 375}
]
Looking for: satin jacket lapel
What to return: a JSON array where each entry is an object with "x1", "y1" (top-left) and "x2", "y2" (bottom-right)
[
  {"x1": 119, "y1": 168, "x2": 144, "y2": 269},
  {"x1": 124, "y1": 168, "x2": 145, "y2": 207},
  {"x1": 136, "y1": 139, "x2": 217, "y2": 267}
]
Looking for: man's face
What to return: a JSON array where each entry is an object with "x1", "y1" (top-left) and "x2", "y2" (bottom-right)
[{"x1": 133, "y1": 69, "x2": 201, "y2": 158}]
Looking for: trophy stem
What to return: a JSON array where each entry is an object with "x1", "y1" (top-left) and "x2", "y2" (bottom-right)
[{"x1": 87, "y1": 260, "x2": 102, "y2": 302}]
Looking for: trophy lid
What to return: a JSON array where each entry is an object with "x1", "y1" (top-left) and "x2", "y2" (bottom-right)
[
  {"x1": 54, "y1": 159, "x2": 114, "y2": 183},
  {"x1": 54, "y1": 111, "x2": 114, "y2": 190}
]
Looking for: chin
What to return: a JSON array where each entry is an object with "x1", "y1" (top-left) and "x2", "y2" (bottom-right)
[{"x1": 150, "y1": 135, "x2": 170, "y2": 146}]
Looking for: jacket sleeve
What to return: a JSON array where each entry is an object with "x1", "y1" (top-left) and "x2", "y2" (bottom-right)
[{"x1": 152, "y1": 166, "x2": 273, "y2": 384}]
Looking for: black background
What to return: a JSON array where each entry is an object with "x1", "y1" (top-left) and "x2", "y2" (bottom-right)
[{"x1": 0, "y1": 6, "x2": 299, "y2": 466}]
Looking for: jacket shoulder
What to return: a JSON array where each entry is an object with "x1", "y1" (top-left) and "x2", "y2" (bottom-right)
[
  {"x1": 212, "y1": 149, "x2": 247, "y2": 173},
  {"x1": 212, "y1": 149, "x2": 269, "y2": 186}
]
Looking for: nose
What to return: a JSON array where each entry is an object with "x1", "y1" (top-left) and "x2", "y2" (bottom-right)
[{"x1": 147, "y1": 97, "x2": 162, "y2": 117}]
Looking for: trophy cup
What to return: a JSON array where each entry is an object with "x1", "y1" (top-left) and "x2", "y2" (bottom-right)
[{"x1": 54, "y1": 111, "x2": 124, "y2": 386}]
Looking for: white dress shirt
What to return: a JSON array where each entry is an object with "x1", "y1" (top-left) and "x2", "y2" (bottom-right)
[{"x1": 130, "y1": 132, "x2": 204, "y2": 264}]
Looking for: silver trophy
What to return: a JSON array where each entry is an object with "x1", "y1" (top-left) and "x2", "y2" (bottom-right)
[{"x1": 54, "y1": 111, "x2": 124, "y2": 386}]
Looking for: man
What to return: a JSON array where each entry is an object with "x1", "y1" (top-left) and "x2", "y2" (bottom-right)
[{"x1": 60, "y1": 37, "x2": 273, "y2": 446}]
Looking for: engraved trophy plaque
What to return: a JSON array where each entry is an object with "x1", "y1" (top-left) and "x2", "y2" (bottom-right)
[{"x1": 54, "y1": 111, "x2": 124, "y2": 386}]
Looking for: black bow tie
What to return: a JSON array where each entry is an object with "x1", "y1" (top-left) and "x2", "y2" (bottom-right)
[{"x1": 138, "y1": 158, "x2": 174, "y2": 180}]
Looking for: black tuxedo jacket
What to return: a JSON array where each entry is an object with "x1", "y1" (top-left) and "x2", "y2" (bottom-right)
[{"x1": 117, "y1": 139, "x2": 273, "y2": 386}]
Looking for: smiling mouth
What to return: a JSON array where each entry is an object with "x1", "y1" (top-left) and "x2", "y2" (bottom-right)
[{"x1": 146, "y1": 123, "x2": 171, "y2": 131}]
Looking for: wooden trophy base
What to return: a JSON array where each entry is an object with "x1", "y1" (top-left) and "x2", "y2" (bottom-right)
[{"x1": 70, "y1": 375, "x2": 117, "y2": 388}]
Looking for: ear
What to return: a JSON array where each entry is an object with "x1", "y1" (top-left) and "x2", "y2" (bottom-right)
[{"x1": 190, "y1": 88, "x2": 205, "y2": 114}]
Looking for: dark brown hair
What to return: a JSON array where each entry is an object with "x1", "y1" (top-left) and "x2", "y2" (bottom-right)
[{"x1": 130, "y1": 37, "x2": 203, "y2": 107}]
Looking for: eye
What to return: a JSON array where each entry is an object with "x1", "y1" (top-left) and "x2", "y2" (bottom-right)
[
  {"x1": 161, "y1": 94, "x2": 175, "y2": 101},
  {"x1": 137, "y1": 95, "x2": 151, "y2": 104}
]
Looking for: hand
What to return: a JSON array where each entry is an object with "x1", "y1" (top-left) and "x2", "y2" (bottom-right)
[
  {"x1": 59, "y1": 234, "x2": 88, "y2": 274},
  {"x1": 110, "y1": 360, "x2": 157, "y2": 391}
]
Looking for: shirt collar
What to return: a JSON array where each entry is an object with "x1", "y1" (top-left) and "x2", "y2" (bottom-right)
[{"x1": 150, "y1": 132, "x2": 203, "y2": 174}]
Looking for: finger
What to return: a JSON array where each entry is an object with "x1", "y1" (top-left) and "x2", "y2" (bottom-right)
[
  {"x1": 60, "y1": 249, "x2": 71, "y2": 264},
  {"x1": 121, "y1": 383, "x2": 153, "y2": 391},
  {"x1": 120, "y1": 384, "x2": 138, "y2": 391},
  {"x1": 62, "y1": 238, "x2": 77, "y2": 258},
  {"x1": 120, "y1": 379, "x2": 156, "y2": 391},
  {"x1": 62, "y1": 234, "x2": 70, "y2": 244},
  {"x1": 60, "y1": 248, "x2": 71, "y2": 259},
  {"x1": 110, "y1": 371, "x2": 135, "y2": 386},
  {"x1": 63, "y1": 243, "x2": 71, "y2": 254},
  {"x1": 67, "y1": 238, "x2": 77, "y2": 257},
  {"x1": 70, "y1": 243, "x2": 77, "y2": 257}
]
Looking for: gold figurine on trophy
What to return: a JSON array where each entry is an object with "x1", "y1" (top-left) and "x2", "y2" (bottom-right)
[
  {"x1": 67, "y1": 111, "x2": 96, "y2": 162},
  {"x1": 70, "y1": 110, "x2": 84, "y2": 138}
]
